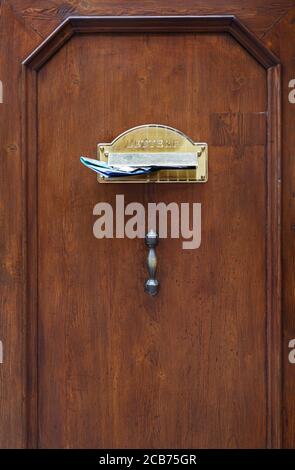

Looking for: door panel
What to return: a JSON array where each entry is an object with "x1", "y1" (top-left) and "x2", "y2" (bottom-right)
[{"x1": 23, "y1": 17, "x2": 281, "y2": 448}]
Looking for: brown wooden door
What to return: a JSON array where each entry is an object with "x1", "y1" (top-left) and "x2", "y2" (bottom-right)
[{"x1": 22, "y1": 16, "x2": 281, "y2": 448}]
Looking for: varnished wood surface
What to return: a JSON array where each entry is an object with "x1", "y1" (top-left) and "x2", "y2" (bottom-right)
[
  {"x1": 0, "y1": 0, "x2": 293, "y2": 449},
  {"x1": 264, "y1": 6, "x2": 295, "y2": 448},
  {"x1": 7, "y1": 0, "x2": 295, "y2": 39},
  {"x1": 22, "y1": 15, "x2": 279, "y2": 71},
  {"x1": 23, "y1": 27, "x2": 276, "y2": 448},
  {"x1": 0, "y1": 1, "x2": 41, "y2": 449},
  {"x1": 266, "y1": 65, "x2": 282, "y2": 448}
]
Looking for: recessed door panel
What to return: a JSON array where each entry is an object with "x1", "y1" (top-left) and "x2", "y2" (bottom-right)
[{"x1": 23, "y1": 17, "x2": 281, "y2": 449}]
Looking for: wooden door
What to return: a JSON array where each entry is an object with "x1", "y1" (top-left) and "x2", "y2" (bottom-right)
[{"x1": 22, "y1": 16, "x2": 281, "y2": 448}]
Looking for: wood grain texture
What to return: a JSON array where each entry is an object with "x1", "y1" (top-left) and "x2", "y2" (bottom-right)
[
  {"x1": 22, "y1": 66, "x2": 38, "y2": 449},
  {"x1": 0, "y1": 1, "x2": 288, "y2": 449},
  {"x1": 22, "y1": 15, "x2": 280, "y2": 71},
  {"x1": 0, "y1": 0, "x2": 40, "y2": 448},
  {"x1": 22, "y1": 17, "x2": 281, "y2": 448},
  {"x1": 7, "y1": 0, "x2": 295, "y2": 40},
  {"x1": 266, "y1": 65, "x2": 282, "y2": 448},
  {"x1": 209, "y1": 112, "x2": 266, "y2": 146},
  {"x1": 263, "y1": 7, "x2": 295, "y2": 448}
]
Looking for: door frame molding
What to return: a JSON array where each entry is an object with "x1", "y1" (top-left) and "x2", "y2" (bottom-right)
[
  {"x1": 22, "y1": 15, "x2": 282, "y2": 448},
  {"x1": 23, "y1": 15, "x2": 279, "y2": 70}
]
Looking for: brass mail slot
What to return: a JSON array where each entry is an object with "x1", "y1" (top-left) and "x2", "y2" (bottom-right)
[
  {"x1": 98, "y1": 125, "x2": 208, "y2": 183},
  {"x1": 81, "y1": 125, "x2": 208, "y2": 183}
]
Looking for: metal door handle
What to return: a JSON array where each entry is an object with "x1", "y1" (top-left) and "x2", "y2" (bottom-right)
[{"x1": 145, "y1": 230, "x2": 159, "y2": 296}]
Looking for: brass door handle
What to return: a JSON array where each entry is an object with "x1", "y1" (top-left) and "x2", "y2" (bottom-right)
[{"x1": 145, "y1": 230, "x2": 159, "y2": 296}]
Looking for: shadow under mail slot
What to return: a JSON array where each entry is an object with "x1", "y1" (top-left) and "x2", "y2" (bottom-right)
[{"x1": 80, "y1": 153, "x2": 197, "y2": 179}]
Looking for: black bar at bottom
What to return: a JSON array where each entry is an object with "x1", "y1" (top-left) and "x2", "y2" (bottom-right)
[{"x1": 0, "y1": 449, "x2": 294, "y2": 466}]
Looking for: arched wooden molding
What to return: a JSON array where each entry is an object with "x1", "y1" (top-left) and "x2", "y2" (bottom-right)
[{"x1": 23, "y1": 15, "x2": 279, "y2": 71}]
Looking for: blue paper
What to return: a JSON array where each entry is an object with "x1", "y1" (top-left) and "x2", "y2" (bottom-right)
[{"x1": 80, "y1": 156, "x2": 154, "y2": 178}]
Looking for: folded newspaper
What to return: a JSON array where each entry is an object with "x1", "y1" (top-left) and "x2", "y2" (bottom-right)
[
  {"x1": 80, "y1": 156, "x2": 194, "y2": 179},
  {"x1": 80, "y1": 156, "x2": 154, "y2": 178}
]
